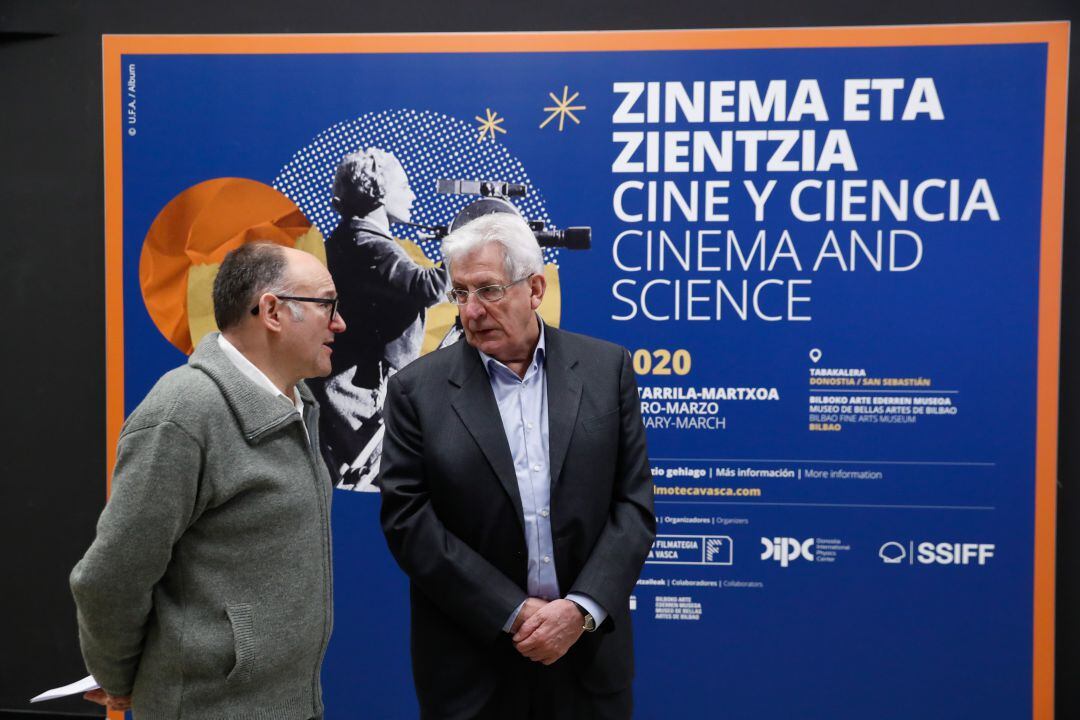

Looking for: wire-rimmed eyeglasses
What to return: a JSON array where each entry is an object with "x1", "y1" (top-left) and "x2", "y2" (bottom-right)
[{"x1": 446, "y1": 276, "x2": 530, "y2": 306}]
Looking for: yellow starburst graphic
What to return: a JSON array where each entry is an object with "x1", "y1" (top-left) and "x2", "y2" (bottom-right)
[
  {"x1": 540, "y1": 86, "x2": 586, "y2": 131},
  {"x1": 475, "y1": 108, "x2": 507, "y2": 143}
]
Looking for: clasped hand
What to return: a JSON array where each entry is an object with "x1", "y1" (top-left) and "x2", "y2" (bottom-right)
[{"x1": 510, "y1": 598, "x2": 585, "y2": 665}]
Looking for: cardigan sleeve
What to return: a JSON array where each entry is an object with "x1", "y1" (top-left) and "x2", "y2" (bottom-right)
[{"x1": 70, "y1": 421, "x2": 203, "y2": 695}]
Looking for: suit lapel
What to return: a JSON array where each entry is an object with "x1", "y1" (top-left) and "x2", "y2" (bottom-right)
[
  {"x1": 449, "y1": 341, "x2": 526, "y2": 532},
  {"x1": 544, "y1": 327, "x2": 582, "y2": 487}
]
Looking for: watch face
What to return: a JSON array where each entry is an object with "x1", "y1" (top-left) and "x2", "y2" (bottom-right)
[{"x1": 572, "y1": 600, "x2": 597, "y2": 631}]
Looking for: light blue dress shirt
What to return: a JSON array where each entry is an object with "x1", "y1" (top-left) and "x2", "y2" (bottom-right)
[{"x1": 477, "y1": 320, "x2": 607, "y2": 633}]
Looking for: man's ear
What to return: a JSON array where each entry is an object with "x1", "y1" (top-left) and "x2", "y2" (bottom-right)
[
  {"x1": 255, "y1": 294, "x2": 285, "y2": 334},
  {"x1": 529, "y1": 273, "x2": 547, "y2": 310}
]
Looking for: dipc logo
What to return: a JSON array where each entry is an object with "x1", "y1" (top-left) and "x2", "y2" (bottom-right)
[{"x1": 761, "y1": 537, "x2": 815, "y2": 567}]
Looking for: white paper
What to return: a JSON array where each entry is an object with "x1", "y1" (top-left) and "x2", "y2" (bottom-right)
[{"x1": 30, "y1": 674, "x2": 100, "y2": 703}]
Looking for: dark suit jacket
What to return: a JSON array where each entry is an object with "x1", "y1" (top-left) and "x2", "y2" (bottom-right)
[{"x1": 379, "y1": 324, "x2": 656, "y2": 719}]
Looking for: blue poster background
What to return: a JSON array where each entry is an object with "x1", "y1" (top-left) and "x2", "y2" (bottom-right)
[{"x1": 117, "y1": 39, "x2": 1048, "y2": 718}]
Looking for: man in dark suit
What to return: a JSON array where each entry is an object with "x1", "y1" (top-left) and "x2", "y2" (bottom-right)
[{"x1": 379, "y1": 212, "x2": 656, "y2": 720}]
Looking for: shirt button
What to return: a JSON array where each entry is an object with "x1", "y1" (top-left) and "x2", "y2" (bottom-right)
[
  {"x1": 527, "y1": 421, "x2": 533, "y2": 429},
  {"x1": 543, "y1": 555, "x2": 551, "y2": 564},
  {"x1": 540, "y1": 508, "x2": 549, "y2": 518},
  {"x1": 532, "y1": 464, "x2": 541, "y2": 472}
]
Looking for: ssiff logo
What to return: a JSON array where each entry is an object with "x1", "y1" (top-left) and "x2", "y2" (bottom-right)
[
  {"x1": 879, "y1": 541, "x2": 907, "y2": 564},
  {"x1": 879, "y1": 541, "x2": 995, "y2": 566},
  {"x1": 761, "y1": 537, "x2": 814, "y2": 567}
]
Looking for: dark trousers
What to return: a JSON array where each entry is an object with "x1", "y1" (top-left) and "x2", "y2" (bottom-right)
[{"x1": 473, "y1": 656, "x2": 632, "y2": 720}]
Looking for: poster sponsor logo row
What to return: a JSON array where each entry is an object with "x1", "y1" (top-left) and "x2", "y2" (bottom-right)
[{"x1": 643, "y1": 535, "x2": 996, "y2": 567}]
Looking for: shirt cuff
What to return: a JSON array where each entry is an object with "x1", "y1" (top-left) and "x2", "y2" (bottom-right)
[
  {"x1": 566, "y1": 592, "x2": 608, "y2": 626},
  {"x1": 503, "y1": 600, "x2": 526, "y2": 633}
]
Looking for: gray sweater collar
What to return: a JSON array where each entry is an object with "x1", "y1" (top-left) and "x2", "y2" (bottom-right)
[{"x1": 188, "y1": 332, "x2": 314, "y2": 443}]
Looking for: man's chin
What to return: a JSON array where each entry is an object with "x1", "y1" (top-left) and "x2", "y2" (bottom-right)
[{"x1": 465, "y1": 333, "x2": 499, "y2": 353}]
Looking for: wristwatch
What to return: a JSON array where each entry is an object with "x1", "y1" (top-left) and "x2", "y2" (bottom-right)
[{"x1": 569, "y1": 600, "x2": 598, "y2": 632}]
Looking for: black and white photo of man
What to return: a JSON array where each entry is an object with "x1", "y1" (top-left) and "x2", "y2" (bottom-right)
[{"x1": 308, "y1": 147, "x2": 449, "y2": 490}]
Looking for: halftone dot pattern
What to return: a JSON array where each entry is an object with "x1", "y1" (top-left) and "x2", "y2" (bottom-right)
[{"x1": 274, "y1": 109, "x2": 560, "y2": 266}]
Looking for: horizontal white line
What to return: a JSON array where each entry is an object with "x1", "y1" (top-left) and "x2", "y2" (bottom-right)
[
  {"x1": 656, "y1": 501, "x2": 996, "y2": 510},
  {"x1": 652, "y1": 457, "x2": 995, "y2": 467},
  {"x1": 807, "y1": 389, "x2": 960, "y2": 393},
  {"x1": 645, "y1": 561, "x2": 733, "y2": 566}
]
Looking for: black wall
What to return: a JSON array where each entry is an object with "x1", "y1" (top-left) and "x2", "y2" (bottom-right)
[{"x1": 1, "y1": 1, "x2": 1076, "y2": 718}]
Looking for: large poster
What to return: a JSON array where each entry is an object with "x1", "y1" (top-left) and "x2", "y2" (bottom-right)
[{"x1": 103, "y1": 25, "x2": 1067, "y2": 718}]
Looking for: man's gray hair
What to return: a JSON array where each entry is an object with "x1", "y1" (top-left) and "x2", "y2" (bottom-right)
[{"x1": 440, "y1": 212, "x2": 544, "y2": 281}]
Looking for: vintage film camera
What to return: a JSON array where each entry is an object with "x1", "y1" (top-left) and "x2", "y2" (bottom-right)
[{"x1": 408, "y1": 178, "x2": 592, "y2": 250}]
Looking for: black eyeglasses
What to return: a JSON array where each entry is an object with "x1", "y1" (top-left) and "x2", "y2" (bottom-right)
[
  {"x1": 251, "y1": 295, "x2": 340, "y2": 327},
  {"x1": 446, "y1": 276, "x2": 530, "y2": 306}
]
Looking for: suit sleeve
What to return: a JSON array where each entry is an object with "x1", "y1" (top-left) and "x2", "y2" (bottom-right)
[
  {"x1": 69, "y1": 421, "x2": 202, "y2": 695},
  {"x1": 568, "y1": 348, "x2": 656, "y2": 627},
  {"x1": 367, "y1": 238, "x2": 448, "y2": 304},
  {"x1": 379, "y1": 374, "x2": 527, "y2": 642}
]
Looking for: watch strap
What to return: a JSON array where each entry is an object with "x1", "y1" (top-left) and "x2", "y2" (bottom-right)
[{"x1": 569, "y1": 600, "x2": 597, "y2": 632}]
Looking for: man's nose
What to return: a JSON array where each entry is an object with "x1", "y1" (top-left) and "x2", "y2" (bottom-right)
[
  {"x1": 462, "y1": 294, "x2": 486, "y2": 321},
  {"x1": 331, "y1": 310, "x2": 347, "y2": 333}
]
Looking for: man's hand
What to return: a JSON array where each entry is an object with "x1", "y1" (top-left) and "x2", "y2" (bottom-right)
[
  {"x1": 84, "y1": 689, "x2": 132, "y2": 711},
  {"x1": 512, "y1": 598, "x2": 585, "y2": 665},
  {"x1": 509, "y1": 597, "x2": 548, "y2": 635}
]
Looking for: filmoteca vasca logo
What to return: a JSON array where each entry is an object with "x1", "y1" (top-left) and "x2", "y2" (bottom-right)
[{"x1": 761, "y1": 537, "x2": 814, "y2": 567}]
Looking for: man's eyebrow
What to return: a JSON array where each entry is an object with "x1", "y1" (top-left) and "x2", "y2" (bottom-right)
[{"x1": 454, "y1": 277, "x2": 503, "y2": 287}]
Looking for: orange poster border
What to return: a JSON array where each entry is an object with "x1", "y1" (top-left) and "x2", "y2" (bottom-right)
[{"x1": 101, "y1": 22, "x2": 1069, "y2": 720}]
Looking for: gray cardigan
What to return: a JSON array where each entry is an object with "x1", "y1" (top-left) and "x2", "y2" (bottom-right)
[{"x1": 71, "y1": 334, "x2": 334, "y2": 720}]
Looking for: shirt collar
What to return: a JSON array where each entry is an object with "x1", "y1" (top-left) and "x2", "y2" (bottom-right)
[
  {"x1": 217, "y1": 334, "x2": 304, "y2": 415},
  {"x1": 477, "y1": 315, "x2": 546, "y2": 381}
]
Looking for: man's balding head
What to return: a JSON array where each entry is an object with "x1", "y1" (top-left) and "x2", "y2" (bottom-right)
[{"x1": 213, "y1": 242, "x2": 291, "y2": 331}]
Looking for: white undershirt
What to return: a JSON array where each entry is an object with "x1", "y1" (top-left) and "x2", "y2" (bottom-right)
[{"x1": 217, "y1": 334, "x2": 305, "y2": 418}]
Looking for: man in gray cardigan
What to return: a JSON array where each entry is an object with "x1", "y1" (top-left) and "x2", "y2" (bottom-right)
[{"x1": 71, "y1": 242, "x2": 346, "y2": 719}]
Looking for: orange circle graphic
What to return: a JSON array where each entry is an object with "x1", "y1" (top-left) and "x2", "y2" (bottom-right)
[{"x1": 140, "y1": 178, "x2": 325, "y2": 354}]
